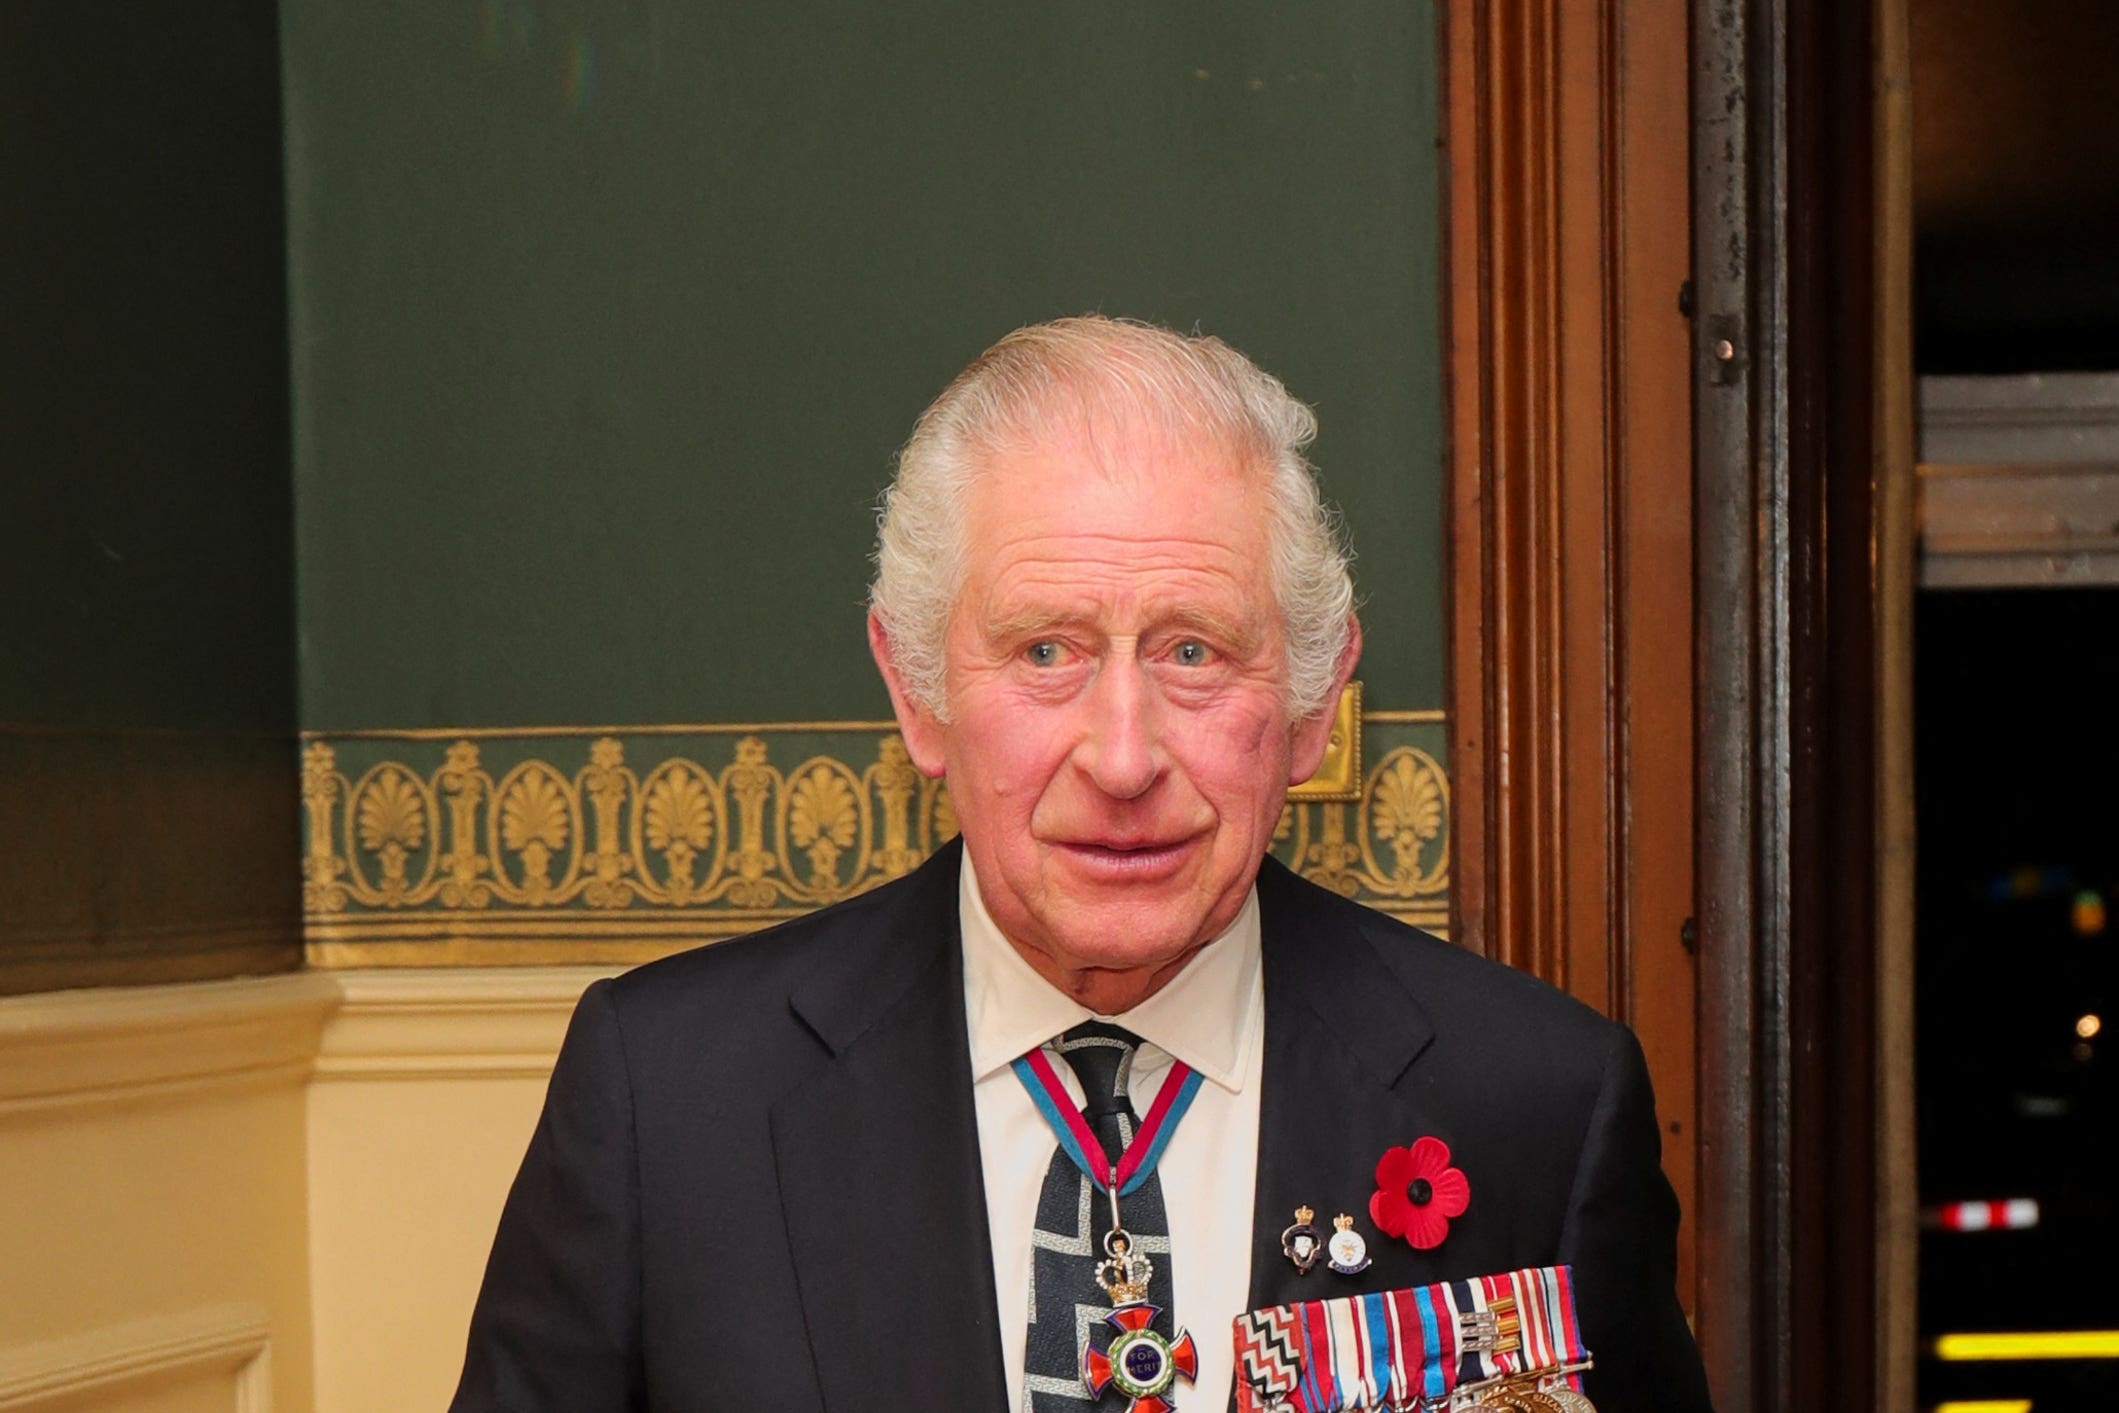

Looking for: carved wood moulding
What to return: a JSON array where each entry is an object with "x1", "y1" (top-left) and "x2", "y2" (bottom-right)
[{"x1": 1442, "y1": 0, "x2": 1697, "y2": 1307}]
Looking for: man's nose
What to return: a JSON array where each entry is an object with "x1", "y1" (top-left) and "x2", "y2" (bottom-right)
[{"x1": 1075, "y1": 658, "x2": 1163, "y2": 800}]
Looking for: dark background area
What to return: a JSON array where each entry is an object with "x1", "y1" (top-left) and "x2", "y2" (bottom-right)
[
  {"x1": 1, "y1": 0, "x2": 295, "y2": 729},
  {"x1": 1915, "y1": 589, "x2": 2119, "y2": 1400},
  {"x1": 1913, "y1": 0, "x2": 2119, "y2": 372},
  {"x1": 0, "y1": 1, "x2": 303, "y2": 991},
  {"x1": 1911, "y1": 3, "x2": 2119, "y2": 1395}
]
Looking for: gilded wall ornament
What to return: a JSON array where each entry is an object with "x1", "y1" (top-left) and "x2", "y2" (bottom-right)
[{"x1": 299, "y1": 711, "x2": 1447, "y2": 964}]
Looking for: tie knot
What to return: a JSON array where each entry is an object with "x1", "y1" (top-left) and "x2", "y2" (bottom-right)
[{"x1": 1053, "y1": 1021, "x2": 1141, "y2": 1118}]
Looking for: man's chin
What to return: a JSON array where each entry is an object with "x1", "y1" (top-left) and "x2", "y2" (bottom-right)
[{"x1": 1034, "y1": 894, "x2": 1226, "y2": 988}]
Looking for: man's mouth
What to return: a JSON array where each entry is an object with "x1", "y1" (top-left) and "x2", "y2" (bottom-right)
[{"x1": 1051, "y1": 836, "x2": 1198, "y2": 880}]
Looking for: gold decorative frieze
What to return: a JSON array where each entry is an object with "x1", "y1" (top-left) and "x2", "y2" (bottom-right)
[
  {"x1": 1279, "y1": 732, "x2": 1450, "y2": 904},
  {"x1": 301, "y1": 713, "x2": 1448, "y2": 966}
]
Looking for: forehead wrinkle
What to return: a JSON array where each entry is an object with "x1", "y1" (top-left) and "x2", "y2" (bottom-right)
[
  {"x1": 980, "y1": 556, "x2": 1257, "y2": 612},
  {"x1": 981, "y1": 527, "x2": 1254, "y2": 561},
  {"x1": 976, "y1": 549, "x2": 1258, "y2": 609},
  {"x1": 977, "y1": 522, "x2": 1269, "y2": 592},
  {"x1": 977, "y1": 529, "x2": 1257, "y2": 586},
  {"x1": 955, "y1": 438, "x2": 1283, "y2": 658}
]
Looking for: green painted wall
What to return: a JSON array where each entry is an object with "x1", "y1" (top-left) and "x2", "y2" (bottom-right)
[{"x1": 284, "y1": 0, "x2": 1445, "y2": 730}]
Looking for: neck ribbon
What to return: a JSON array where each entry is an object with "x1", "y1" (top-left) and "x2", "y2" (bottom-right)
[{"x1": 1011, "y1": 1043, "x2": 1205, "y2": 1197}]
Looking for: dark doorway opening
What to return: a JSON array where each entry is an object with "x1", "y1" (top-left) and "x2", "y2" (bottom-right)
[{"x1": 1915, "y1": 585, "x2": 2119, "y2": 1406}]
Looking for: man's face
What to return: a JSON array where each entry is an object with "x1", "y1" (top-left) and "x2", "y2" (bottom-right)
[{"x1": 874, "y1": 424, "x2": 1353, "y2": 1003}]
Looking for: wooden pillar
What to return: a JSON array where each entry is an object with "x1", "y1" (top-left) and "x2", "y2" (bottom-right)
[{"x1": 1442, "y1": 0, "x2": 1700, "y2": 1313}]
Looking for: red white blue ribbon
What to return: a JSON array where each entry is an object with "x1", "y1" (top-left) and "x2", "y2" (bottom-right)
[
  {"x1": 1011, "y1": 1045, "x2": 1204, "y2": 1197},
  {"x1": 1231, "y1": 1265, "x2": 1590, "y2": 1412}
]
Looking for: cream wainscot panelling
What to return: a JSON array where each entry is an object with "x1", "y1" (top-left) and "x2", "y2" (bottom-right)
[
  {"x1": 0, "y1": 974, "x2": 336, "y2": 1413},
  {"x1": 0, "y1": 968, "x2": 611, "y2": 1413},
  {"x1": 304, "y1": 968, "x2": 614, "y2": 1413}
]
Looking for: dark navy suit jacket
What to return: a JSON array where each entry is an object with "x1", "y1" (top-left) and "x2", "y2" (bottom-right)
[{"x1": 451, "y1": 840, "x2": 1713, "y2": 1411}]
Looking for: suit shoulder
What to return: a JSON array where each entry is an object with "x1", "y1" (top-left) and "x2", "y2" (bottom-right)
[
  {"x1": 1380, "y1": 911, "x2": 1615, "y2": 1045},
  {"x1": 1263, "y1": 859, "x2": 1624, "y2": 1056},
  {"x1": 604, "y1": 844, "x2": 957, "y2": 1029}
]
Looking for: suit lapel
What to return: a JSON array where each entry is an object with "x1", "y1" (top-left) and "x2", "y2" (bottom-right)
[
  {"x1": 769, "y1": 843, "x2": 1008, "y2": 1413},
  {"x1": 1247, "y1": 861, "x2": 1455, "y2": 1314}
]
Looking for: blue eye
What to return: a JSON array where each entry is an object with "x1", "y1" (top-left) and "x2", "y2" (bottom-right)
[
  {"x1": 1026, "y1": 641, "x2": 1061, "y2": 666},
  {"x1": 1174, "y1": 640, "x2": 1210, "y2": 666}
]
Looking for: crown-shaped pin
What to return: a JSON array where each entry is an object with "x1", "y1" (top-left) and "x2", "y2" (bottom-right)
[
  {"x1": 1333, "y1": 1213, "x2": 1355, "y2": 1231},
  {"x1": 1094, "y1": 1232, "x2": 1155, "y2": 1306},
  {"x1": 1294, "y1": 1205, "x2": 1315, "y2": 1225}
]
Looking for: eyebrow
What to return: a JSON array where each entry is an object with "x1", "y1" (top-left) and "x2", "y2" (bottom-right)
[
  {"x1": 977, "y1": 606, "x2": 1097, "y2": 644},
  {"x1": 1159, "y1": 607, "x2": 1266, "y2": 656}
]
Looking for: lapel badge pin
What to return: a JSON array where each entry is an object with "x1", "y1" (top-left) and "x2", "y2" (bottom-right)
[
  {"x1": 1325, "y1": 1213, "x2": 1371, "y2": 1274},
  {"x1": 1281, "y1": 1205, "x2": 1323, "y2": 1274}
]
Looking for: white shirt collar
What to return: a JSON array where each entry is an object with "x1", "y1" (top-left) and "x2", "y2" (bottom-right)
[{"x1": 958, "y1": 852, "x2": 1262, "y2": 1094}]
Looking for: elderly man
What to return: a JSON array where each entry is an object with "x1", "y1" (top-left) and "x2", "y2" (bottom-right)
[{"x1": 452, "y1": 318, "x2": 1712, "y2": 1412}]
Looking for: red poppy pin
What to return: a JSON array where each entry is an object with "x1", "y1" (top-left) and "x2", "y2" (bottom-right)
[{"x1": 1369, "y1": 1135, "x2": 1470, "y2": 1250}]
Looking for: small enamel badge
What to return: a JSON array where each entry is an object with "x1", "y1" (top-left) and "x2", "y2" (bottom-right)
[
  {"x1": 1325, "y1": 1213, "x2": 1371, "y2": 1275},
  {"x1": 1281, "y1": 1205, "x2": 1323, "y2": 1274}
]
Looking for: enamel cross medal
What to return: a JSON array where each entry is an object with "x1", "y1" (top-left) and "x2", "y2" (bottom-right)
[
  {"x1": 1081, "y1": 1181, "x2": 1199, "y2": 1413},
  {"x1": 1010, "y1": 1045, "x2": 1205, "y2": 1412}
]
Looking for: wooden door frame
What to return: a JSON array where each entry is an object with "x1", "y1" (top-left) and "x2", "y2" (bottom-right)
[
  {"x1": 1691, "y1": 0, "x2": 1907, "y2": 1409},
  {"x1": 1442, "y1": 0, "x2": 1700, "y2": 1317},
  {"x1": 1446, "y1": 2, "x2": 1915, "y2": 1409}
]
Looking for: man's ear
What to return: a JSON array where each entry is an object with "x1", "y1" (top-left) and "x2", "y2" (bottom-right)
[
  {"x1": 1287, "y1": 615, "x2": 1364, "y2": 786},
  {"x1": 869, "y1": 611, "x2": 949, "y2": 779}
]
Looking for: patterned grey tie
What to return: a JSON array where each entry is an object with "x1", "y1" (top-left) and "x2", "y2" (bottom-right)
[{"x1": 1022, "y1": 1021, "x2": 1176, "y2": 1411}]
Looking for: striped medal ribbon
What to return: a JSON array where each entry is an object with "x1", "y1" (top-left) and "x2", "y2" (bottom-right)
[
  {"x1": 1011, "y1": 1044, "x2": 1206, "y2": 1199},
  {"x1": 1233, "y1": 1264, "x2": 1592, "y2": 1412},
  {"x1": 1017, "y1": 1034, "x2": 1209, "y2": 1410},
  {"x1": 1013, "y1": 1042, "x2": 1205, "y2": 1303}
]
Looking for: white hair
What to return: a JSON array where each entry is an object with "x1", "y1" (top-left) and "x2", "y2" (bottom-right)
[{"x1": 870, "y1": 315, "x2": 1355, "y2": 720}]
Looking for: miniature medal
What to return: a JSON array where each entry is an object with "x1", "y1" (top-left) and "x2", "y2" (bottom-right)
[
  {"x1": 1325, "y1": 1213, "x2": 1371, "y2": 1274},
  {"x1": 1468, "y1": 1388, "x2": 1567, "y2": 1412},
  {"x1": 1281, "y1": 1205, "x2": 1324, "y2": 1273}
]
